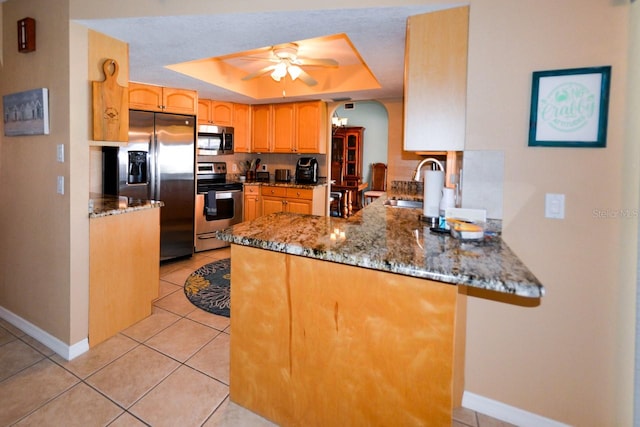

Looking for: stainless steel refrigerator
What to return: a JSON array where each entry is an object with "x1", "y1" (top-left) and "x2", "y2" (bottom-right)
[{"x1": 103, "y1": 110, "x2": 196, "y2": 261}]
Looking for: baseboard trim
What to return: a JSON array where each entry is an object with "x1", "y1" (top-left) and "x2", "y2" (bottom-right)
[
  {"x1": 462, "y1": 391, "x2": 571, "y2": 427},
  {"x1": 0, "y1": 306, "x2": 89, "y2": 361}
]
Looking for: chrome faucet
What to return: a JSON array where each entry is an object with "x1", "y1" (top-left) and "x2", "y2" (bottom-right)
[{"x1": 413, "y1": 158, "x2": 444, "y2": 181}]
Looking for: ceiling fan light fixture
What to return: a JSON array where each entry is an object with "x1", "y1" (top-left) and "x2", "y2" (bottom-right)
[
  {"x1": 271, "y1": 61, "x2": 288, "y2": 81},
  {"x1": 288, "y1": 65, "x2": 302, "y2": 80}
]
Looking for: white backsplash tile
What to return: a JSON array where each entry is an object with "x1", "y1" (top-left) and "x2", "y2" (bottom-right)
[{"x1": 461, "y1": 150, "x2": 504, "y2": 219}]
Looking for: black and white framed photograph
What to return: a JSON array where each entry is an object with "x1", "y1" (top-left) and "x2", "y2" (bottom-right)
[
  {"x1": 2, "y1": 88, "x2": 50, "y2": 136},
  {"x1": 528, "y1": 66, "x2": 611, "y2": 148}
]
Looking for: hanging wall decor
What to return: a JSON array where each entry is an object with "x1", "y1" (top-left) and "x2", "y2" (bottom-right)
[
  {"x1": 528, "y1": 66, "x2": 611, "y2": 148},
  {"x1": 17, "y1": 17, "x2": 36, "y2": 53},
  {"x1": 2, "y1": 88, "x2": 50, "y2": 136}
]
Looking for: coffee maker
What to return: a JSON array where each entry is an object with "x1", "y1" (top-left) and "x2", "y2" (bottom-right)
[{"x1": 295, "y1": 157, "x2": 318, "y2": 184}]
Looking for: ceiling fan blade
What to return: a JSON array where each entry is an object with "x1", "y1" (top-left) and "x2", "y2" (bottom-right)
[
  {"x1": 296, "y1": 58, "x2": 339, "y2": 67},
  {"x1": 296, "y1": 69, "x2": 318, "y2": 86},
  {"x1": 242, "y1": 65, "x2": 277, "y2": 81},
  {"x1": 238, "y1": 56, "x2": 279, "y2": 63}
]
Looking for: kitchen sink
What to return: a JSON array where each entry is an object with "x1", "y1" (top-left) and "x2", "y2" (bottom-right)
[{"x1": 383, "y1": 199, "x2": 423, "y2": 209}]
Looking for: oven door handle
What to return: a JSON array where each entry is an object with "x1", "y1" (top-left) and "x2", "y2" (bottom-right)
[
  {"x1": 197, "y1": 232, "x2": 220, "y2": 240},
  {"x1": 197, "y1": 190, "x2": 242, "y2": 197}
]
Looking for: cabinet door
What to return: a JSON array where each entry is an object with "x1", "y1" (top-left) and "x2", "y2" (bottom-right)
[
  {"x1": 233, "y1": 103, "x2": 251, "y2": 153},
  {"x1": 252, "y1": 105, "x2": 272, "y2": 152},
  {"x1": 129, "y1": 82, "x2": 163, "y2": 112},
  {"x1": 212, "y1": 101, "x2": 233, "y2": 126},
  {"x1": 197, "y1": 99, "x2": 212, "y2": 125},
  {"x1": 286, "y1": 199, "x2": 312, "y2": 215},
  {"x1": 163, "y1": 88, "x2": 197, "y2": 115},
  {"x1": 404, "y1": 7, "x2": 468, "y2": 151},
  {"x1": 344, "y1": 133, "x2": 360, "y2": 179},
  {"x1": 272, "y1": 103, "x2": 295, "y2": 153},
  {"x1": 262, "y1": 196, "x2": 285, "y2": 215},
  {"x1": 243, "y1": 184, "x2": 262, "y2": 221},
  {"x1": 296, "y1": 101, "x2": 327, "y2": 154}
]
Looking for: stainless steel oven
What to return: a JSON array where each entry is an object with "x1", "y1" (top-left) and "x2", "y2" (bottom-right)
[{"x1": 195, "y1": 162, "x2": 243, "y2": 252}]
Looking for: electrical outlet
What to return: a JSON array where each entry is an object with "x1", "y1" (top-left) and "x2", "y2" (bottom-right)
[
  {"x1": 261, "y1": 164, "x2": 268, "y2": 171},
  {"x1": 232, "y1": 163, "x2": 238, "y2": 172},
  {"x1": 57, "y1": 144, "x2": 64, "y2": 162}
]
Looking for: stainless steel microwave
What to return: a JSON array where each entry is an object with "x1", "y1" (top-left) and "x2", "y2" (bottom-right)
[{"x1": 197, "y1": 125, "x2": 234, "y2": 155}]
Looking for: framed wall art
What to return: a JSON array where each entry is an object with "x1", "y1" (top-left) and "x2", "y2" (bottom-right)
[
  {"x1": 2, "y1": 88, "x2": 49, "y2": 136},
  {"x1": 528, "y1": 66, "x2": 611, "y2": 148}
]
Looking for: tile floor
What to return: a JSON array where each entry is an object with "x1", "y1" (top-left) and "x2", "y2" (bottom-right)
[{"x1": 0, "y1": 247, "x2": 514, "y2": 427}]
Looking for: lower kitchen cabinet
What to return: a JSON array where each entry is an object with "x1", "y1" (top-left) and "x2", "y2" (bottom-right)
[
  {"x1": 243, "y1": 184, "x2": 262, "y2": 221},
  {"x1": 89, "y1": 208, "x2": 160, "y2": 347},
  {"x1": 261, "y1": 185, "x2": 326, "y2": 216}
]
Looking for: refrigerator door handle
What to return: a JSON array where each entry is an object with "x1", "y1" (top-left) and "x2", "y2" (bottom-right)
[{"x1": 150, "y1": 133, "x2": 160, "y2": 200}]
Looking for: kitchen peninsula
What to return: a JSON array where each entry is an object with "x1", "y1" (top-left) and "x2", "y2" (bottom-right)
[
  {"x1": 88, "y1": 195, "x2": 163, "y2": 346},
  {"x1": 217, "y1": 195, "x2": 543, "y2": 426}
]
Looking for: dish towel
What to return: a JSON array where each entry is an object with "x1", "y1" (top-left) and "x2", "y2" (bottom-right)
[{"x1": 204, "y1": 191, "x2": 217, "y2": 216}]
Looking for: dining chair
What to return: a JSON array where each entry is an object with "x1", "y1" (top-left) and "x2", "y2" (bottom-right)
[{"x1": 363, "y1": 163, "x2": 387, "y2": 205}]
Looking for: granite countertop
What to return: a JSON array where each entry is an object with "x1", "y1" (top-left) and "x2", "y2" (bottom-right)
[
  {"x1": 242, "y1": 181, "x2": 328, "y2": 189},
  {"x1": 89, "y1": 193, "x2": 164, "y2": 218},
  {"x1": 216, "y1": 193, "x2": 544, "y2": 298}
]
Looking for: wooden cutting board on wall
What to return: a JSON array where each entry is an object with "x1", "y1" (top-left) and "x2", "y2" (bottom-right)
[{"x1": 92, "y1": 59, "x2": 129, "y2": 142}]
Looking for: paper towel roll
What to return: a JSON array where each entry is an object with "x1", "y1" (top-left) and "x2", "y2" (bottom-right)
[{"x1": 423, "y1": 170, "x2": 444, "y2": 218}]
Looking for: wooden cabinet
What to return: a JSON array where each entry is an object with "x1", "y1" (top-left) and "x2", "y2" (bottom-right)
[
  {"x1": 272, "y1": 103, "x2": 296, "y2": 153},
  {"x1": 89, "y1": 208, "x2": 160, "y2": 347},
  {"x1": 262, "y1": 186, "x2": 289, "y2": 215},
  {"x1": 243, "y1": 184, "x2": 262, "y2": 221},
  {"x1": 251, "y1": 101, "x2": 327, "y2": 154},
  {"x1": 198, "y1": 99, "x2": 233, "y2": 126},
  {"x1": 261, "y1": 185, "x2": 326, "y2": 216},
  {"x1": 251, "y1": 104, "x2": 272, "y2": 153},
  {"x1": 129, "y1": 82, "x2": 198, "y2": 115},
  {"x1": 230, "y1": 244, "x2": 465, "y2": 427},
  {"x1": 332, "y1": 127, "x2": 365, "y2": 186},
  {"x1": 295, "y1": 101, "x2": 327, "y2": 154},
  {"x1": 233, "y1": 103, "x2": 251, "y2": 153},
  {"x1": 403, "y1": 6, "x2": 469, "y2": 151}
]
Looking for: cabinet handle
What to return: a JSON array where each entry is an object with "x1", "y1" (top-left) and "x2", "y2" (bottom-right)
[{"x1": 296, "y1": 192, "x2": 301, "y2": 196}]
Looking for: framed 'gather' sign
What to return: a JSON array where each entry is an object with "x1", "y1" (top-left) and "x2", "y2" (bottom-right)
[{"x1": 528, "y1": 66, "x2": 611, "y2": 148}]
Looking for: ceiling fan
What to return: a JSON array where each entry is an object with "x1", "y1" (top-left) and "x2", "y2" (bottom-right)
[{"x1": 241, "y1": 43, "x2": 338, "y2": 86}]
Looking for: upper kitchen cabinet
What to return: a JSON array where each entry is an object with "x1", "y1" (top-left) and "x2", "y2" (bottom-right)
[
  {"x1": 198, "y1": 99, "x2": 233, "y2": 126},
  {"x1": 403, "y1": 6, "x2": 469, "y2": 152},
  {"x1": 296, "y1": 101, "x2": 327, "y2": 154},
  {"x1": 250, "y1": 101, "x2": 327, "y2": 154},
  {"x1": 233, "y1": 103, "x2": 251, "y2": 153},
  {"x1": 272, "y1": 103, "x2": 296, "y2": 153},
  {"x1": 129, "y1": 82, "x2": 198, "y2": 115},
  {"x1": 251, "y1": 104, "x2": 272, "y2": 153}
]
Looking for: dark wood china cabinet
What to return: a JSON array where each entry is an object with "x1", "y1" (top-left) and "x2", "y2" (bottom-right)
[{"x1": 331, "y1": 126, "x2": 365, "y2": 216}]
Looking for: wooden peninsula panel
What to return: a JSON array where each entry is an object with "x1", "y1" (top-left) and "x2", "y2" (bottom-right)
[
  {"x1": 230, "y1": 244, "x2": 466, "y2": 426},
  {"x1": 89, "y1": 208, "x2": 160, "y2": 347}
]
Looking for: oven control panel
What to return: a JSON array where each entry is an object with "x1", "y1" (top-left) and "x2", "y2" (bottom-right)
[{"x1": 197, "y1": 162, "x2": 226, "y2": 175}]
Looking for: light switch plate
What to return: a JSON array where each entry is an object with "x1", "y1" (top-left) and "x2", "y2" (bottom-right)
[
  {"x1": 57, "y1": 144, "x2": 64, "y2": 162},
  {"x1": 545, "y1": 193, "x2": 565, "y2": 219},
  {"x1": 57, "y1": 176, "x2": 64, "y2": 195}
]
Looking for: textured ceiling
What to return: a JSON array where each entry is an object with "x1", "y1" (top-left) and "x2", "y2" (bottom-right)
[{"x1": 77, "y1": 5, "x2": 444, "y2": 104}]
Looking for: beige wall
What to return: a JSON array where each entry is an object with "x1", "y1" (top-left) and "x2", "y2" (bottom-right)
[
  {"x1": 0, "y1": 0, "x2": 79, "y2": 343},
  {"x1": 0, "y1": 0, "x2": 635, "y2": 425},
  {"x1": 464, "y1": 1, "x2": 632, "y2": 425}
]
